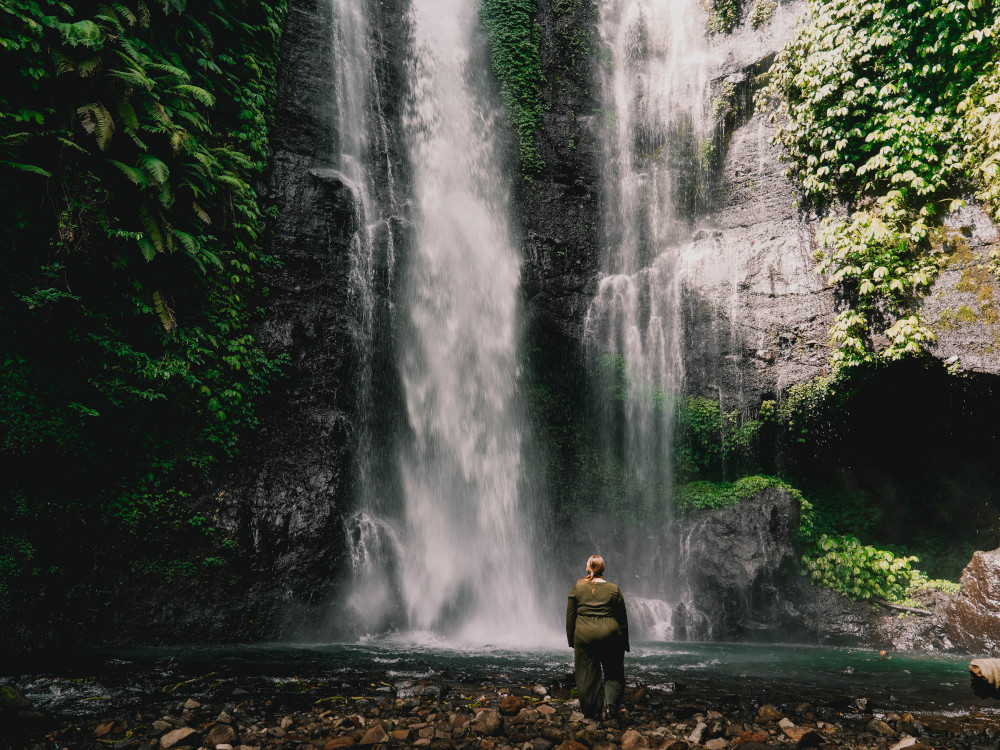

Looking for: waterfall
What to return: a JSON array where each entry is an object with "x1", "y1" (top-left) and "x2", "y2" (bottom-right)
[
  {"x1": 332, "y1": 0, "x2": 404, "y2": 635},
  {"x1": 335, "y1": 0, "x2": 547, "y2": 645},
  {"x1": 584, "y1": 0, "x2": 712, "y2": 635}
]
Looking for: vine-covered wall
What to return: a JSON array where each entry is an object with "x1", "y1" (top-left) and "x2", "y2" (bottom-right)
[{"x1": 0, "y1": 0, "x2": 288, "y2": 645}]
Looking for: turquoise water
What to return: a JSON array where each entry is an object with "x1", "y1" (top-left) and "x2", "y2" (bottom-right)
[{"x1": 8, "y1": 640, "x2": 997, "y2": 719}]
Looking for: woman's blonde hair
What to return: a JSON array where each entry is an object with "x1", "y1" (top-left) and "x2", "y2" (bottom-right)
[{"x1": 581, "y1": 555, "x2": 606, "y2": 593}]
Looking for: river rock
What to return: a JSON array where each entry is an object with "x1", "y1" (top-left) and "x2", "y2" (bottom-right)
[
  {"x1": 704, "y1": 739, "x2": 728, "y2": 750},
  {"x1": 470, "y1": 709, "x2": 503, "y2": 736},
  {"x1": 868, "y1": 719, "x2": 895, "y2": 738},
  {"x1": 944, "y1": 548, "x2": 1000, "y2": 652},
  {"x1": 757, "y1": 705, "x2": 783, "y2": 722},
  {"x1": 795, "y1": 730, "x2": 824, "y2": 749},
  {"x1": 206, "y1": 722, "x2": 239, "y2": 747},
  {"x1": 324, "y1": 736, "x2": 356, "y2": 750},
  {"x1": 556, "y1": 741, "x2": 588, "y2": 750},
  {"x1": 160, "y1": 727, "x2": 200, "y2": 749},
  {"x1": 687, "y1": 722, "x2": 707, "y2": 744},
  {"x1": 621, "y1": 729, "x2": 648, "y2": 750},
  {"x1": 538, "y1": 704, "x2": 557, "y2": 717},
  {"x1": 501, "y1": 696, "x2": 527, "y2": 715}
]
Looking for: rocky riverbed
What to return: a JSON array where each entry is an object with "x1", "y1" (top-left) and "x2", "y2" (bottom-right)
[{"x1": 4, "y1": 667, "x2": 999, "y2": 750}]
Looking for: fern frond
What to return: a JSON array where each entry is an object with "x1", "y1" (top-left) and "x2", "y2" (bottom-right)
[
  {"x1": 57, "y1": 136, "x2": 90, "y2": 155},
  {"x1": 109, "y1": 67, "x2": 155, "y2": 91},
  {"x1": 217, "y1": 174, "x2": 249, "y2": 193},
  {"x1": 174, "y1": 109, "x2": 208, "y2": 132},
  {"x1": 1, "y1": 161, "x2": 52, "y2": 178},
  {"x1": 94, "y1": 102, "x2": 114, "y2": 150},
  {"x1": 147, "y1": 62, "x2": 189, "y2": 81},
  {"x1": 173, "y1": 84, "x2": 216, "y2": 107},
  {"x1": 77, "y1": 55, "x2": 103, "y2": 77},
  {"x1": 136, "y1": 1, "x2": 151, "y2": 27},
  {"x1": 172, "y1": 229, "x2": 199, "y2": 256},
  {"x1": 139, "y1": 155, "x2": 169, "y2": 184},
  {"x1": 137, "y1": 235, "x2": 157, "y2": 261},
  {"x1": 113, "y1": 2, "x2": 137, "y2": 26},
  {"x1": 138, "y1": 203, "x2": 168, "y2": 254},
  {"x1": 192, "y1": 202, "x2": 211, "y2": 225},
  {"x1": 53, "y1": 52, "x2": 77, "y2": 75},
  {"x1": 117, "y1": 98, "x2": 139, "y2": 132},
  {"x1": 199, "y1": 246, "x2": 223, "y2": 270},
  {"x1": 169, "y1": 129, "x2": 188, "y2": 154},
  {"x1": 108, "y1": 159, "x2": 146, "y2": 186},
  {"x1": 126, "y1": 128, "x2": 149, "y2": 151},
  {"x1": 94, "y1": 11, "x2": 124, "y2": 35},
  {"x1": 152, "y1": 290, "x2": 177, "y2": 332},
  {"x1": 157, "y1": 181, "x2": 174, "y2": 208}
]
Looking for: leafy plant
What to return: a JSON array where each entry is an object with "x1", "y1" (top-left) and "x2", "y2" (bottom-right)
[
  {"x1": 481, "y1": 0, "x2": 545, "y2": 175},
  {"x1": 803, "y1": 533, "x2": 920, "y2": 601},
  {"x1": 761, "y1": 0, "x2": 999, "y2": 367}
]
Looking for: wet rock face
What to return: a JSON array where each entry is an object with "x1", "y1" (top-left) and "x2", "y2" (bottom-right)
[
  {"x1": 676, "y1": 488, "x2": 879, "y2": 643},
  {"x1": 683, "y1": 487, "x2": 803, "y2": 639},
  {"x1": 519, "y1": 0, "x2": 602, "y2": 348},
  {"x1": 944, "y1": 548, "x2": 1000, "y2": 653}
]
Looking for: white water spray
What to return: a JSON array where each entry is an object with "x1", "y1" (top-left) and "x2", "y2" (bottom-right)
[
  {"x1": 395, "y1": 0, "x2": 549, "y2": 645},
  {"x1": 585, "y1": 0, "x2": 713, "y2": 635}
]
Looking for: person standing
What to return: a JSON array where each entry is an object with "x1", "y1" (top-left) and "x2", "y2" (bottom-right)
[{"x1": 566, "y1": 554, "x2": 630, "y2": 720}]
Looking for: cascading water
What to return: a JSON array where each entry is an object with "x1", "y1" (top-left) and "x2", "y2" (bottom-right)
[
  {"x1": 329, "y1": 0, "x2": 404, "y2": 634},
  {"x1": 584, "y1": 0, "x2": 713, "y2": 637},
  {"x1": 341, "y1": 0, "x2": 550, "y2": 645}
]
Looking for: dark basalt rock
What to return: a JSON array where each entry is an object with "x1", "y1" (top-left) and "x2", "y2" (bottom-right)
[
  {"x1": 944, "y1": 548, "x2": 1000, "y2": 653},
  {"x1": 676, "y1": 488, "x2": 878, "y2": 643}
]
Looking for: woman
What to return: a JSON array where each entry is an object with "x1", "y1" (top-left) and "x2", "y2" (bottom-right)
[{"x1": 566, "y1": 554, "x2": 630, "y2": 720}]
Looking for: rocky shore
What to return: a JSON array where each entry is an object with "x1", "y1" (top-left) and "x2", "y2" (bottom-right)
[{"x1": 4, "y1": 672, "x2": 999, "y2": 750}]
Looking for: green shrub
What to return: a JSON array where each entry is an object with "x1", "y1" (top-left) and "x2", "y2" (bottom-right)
[{"x1": 803, "y1": 533, "x2": 920, "y2": 601}]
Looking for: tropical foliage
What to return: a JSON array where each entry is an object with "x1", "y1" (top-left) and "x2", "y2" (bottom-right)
[
  {"x1": 763, "y1": 0, "x2": 1000, "y2": 366},
  {"x1": 0, "y1": 0, "x2": 287, "y2": 618}
]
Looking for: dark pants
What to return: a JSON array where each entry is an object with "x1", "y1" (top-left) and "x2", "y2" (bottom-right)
[{"x1": 574, "y1": 618, "x2": 625, "y2": 719}]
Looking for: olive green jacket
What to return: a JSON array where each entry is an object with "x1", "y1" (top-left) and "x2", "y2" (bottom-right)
[{"x1": 566, "y1": 580, "x2": 630, "y2": 651}]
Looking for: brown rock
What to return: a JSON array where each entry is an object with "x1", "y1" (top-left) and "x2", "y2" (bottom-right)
[
  {"x1": 622, "y1": 730, "x2": 649, "y2": 750},
  {"x1": 360, "y1": 725, "x2": 388, "y2": 745},
  {"x1": 663, "y1": 741, "x2": 688, "y2": 750},
  {"x1": 500, "y1": 696, "x2": 527, "y2": 715},
  {"x1": 542, "y1": 727, "x2": 565, "y2": 742},
  {"x1": 391, "y1": 729, "x2": 410, "y2": 741},
  {"x1": 515, "y1": 708, "x2": 540, "y2": 724},
  {"x1": 736, "y1": 730, "x2": 768, "y2": 745},
  {"x1": 206, "y1": 723, "x2": 239, "y2": 747},
  {"x1": 470, "y1": 708, "x2": 503, "y2": 736},
  {"x1": 160, "y1": 727, "x2": 200, "y2": 749},
  {"x1": 757, "y1": 705, "x2": 783, "y2": 722},
  {"x1": 868, "y1": 719, "x2": 895, "y2": 738},
  {"x1": 736, "y1": 745, "x2": 767, "y2": 750},
  {"x1": 782, "y1": 727, "x2": 809, "y2": 743},
  {"x1": 557, "y1": 740, "x2": 589, "y2": 750},
  {"x1": 324, "y1": 736, "x2": 356, "y2": 750},
  {"x1": 538, "y1": 704, "x2": 557, "y2": 716},
  {"x1": 704, "y1": 740, "x2": 727, "y2": 750},
  {"x1": 94, "y1": 721, "x2": 115, "y2": 738},
  {"x1": 944, "y1": 548, "x2": 1000, "y2": 653}
]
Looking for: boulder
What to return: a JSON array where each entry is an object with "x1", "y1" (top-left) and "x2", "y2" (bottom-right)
[
  {"x1": 160, "y1": 727, "x2": 200, "y2": 749},
  {"x1": 621, "y1": 730, "x2": 648, "y2": 750},
  {"x1": 500, "y1": 696, "x2": 526, "y2": 715},
  {"x1": 205, "y1": 723, "x2": 239, "y2": 747},
  {"x1": 470, "y1": 709, "x2": 503, "y2": 736},
  {"x1": 944, "y1": 548, "x2": 1000, "y2": 652}
]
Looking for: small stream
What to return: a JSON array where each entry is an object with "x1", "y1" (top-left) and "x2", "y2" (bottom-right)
[{"x1": 6, "y1": 641, "x2": 996, "y2": 722}]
